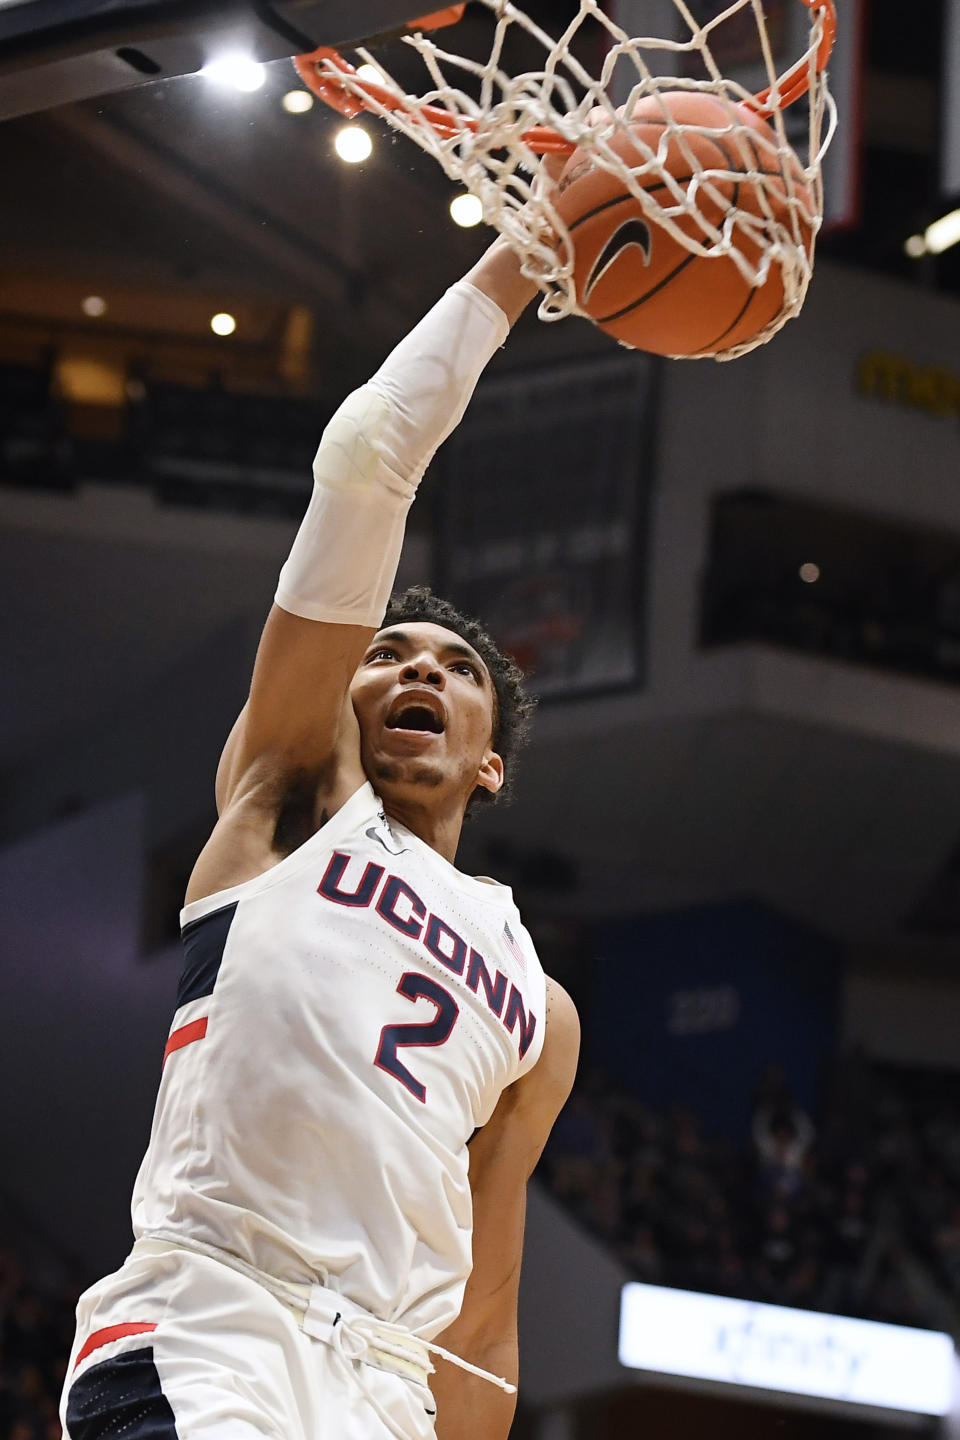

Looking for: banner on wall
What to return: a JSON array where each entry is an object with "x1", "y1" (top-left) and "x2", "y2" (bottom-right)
[
  {"x1": 436, "y1": 354, "x2": 657, "y2": 699},
  {"x1": 619, "y1": 1283, "x2": 955, "y2": 1416},
  {"x1": 589, "y1": 903, "x2": 839, "y2": 1136}
]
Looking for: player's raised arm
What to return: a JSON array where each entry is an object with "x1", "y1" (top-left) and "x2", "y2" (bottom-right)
[{"x1": 212, "y1": 243, "x2": 539, "y2": 820}]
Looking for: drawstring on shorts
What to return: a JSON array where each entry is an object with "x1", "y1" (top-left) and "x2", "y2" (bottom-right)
[
  {"x1": 301, "y1": 1291, "x2": 516, "y2": 1440},
  {"x1": 132, "y1": 1236, "x2": 515, "y2": 1440}
]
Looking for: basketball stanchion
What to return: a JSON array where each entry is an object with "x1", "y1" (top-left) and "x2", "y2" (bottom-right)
[{"x1": 295, "y1": 0, "x2": 837, "y2": 360}]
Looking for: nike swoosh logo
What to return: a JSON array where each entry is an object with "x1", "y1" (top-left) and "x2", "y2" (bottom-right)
[
  {"x1": 366, "y1": 826, "x2": 410, "y2": 856},
  {"x1": 583, "y1": 218, "x2": 652, "y2": 303}
]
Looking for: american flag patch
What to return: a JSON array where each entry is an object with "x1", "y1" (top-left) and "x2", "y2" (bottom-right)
[{"x1": 502, "y1": 920, "x2": 526, "y2": 974}]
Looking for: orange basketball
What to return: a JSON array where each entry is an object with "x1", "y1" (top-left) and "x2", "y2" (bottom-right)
[{"x1": 554, "y1": 92, "x2": 813, "y2": 358}]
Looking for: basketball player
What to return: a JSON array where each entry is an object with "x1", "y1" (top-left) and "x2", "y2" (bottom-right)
[{"x1": 60, "y1": 233, "x2": 580, "y2": 1440}]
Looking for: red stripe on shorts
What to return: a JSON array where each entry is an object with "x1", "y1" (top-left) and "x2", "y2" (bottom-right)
[
  {"x1": 75, "y1": 1322, "x2": 158, "y2": 1368},
  {"x1": 163, "y1": 1016, "x2": 208, "y2": 1066}
]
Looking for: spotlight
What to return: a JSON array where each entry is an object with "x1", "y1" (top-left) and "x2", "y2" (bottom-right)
[
  {"x1": 210, "y1": 312, "x2": 237, "y2": 336},
  {"x1": 450, "y1": 193, "x2": 483, "y2": 228},
  {"x1": 924, "y1": 208, "x2": 960, "y2": 256},
  {"x1": 355, "y1": 63, "x2": 384, "y2": 85},
  {"x1": 282, "y1": 89, "x2": 314, "y2": 114},
  {"x1": 799, "y1": 562, "x2": 820, "y2": 584},
  {"x1": 335, "y1": 126, "x2": 373, "y2": 164},
  {"x1": 82, "y1": 295, "x2": 107, "y2": 317},
  {"x1": 904, "y1": 234, "x2": 926, "y2": 259},
  {"x1": 202, "y1": 56, "x2": 266, "y2": 92}
]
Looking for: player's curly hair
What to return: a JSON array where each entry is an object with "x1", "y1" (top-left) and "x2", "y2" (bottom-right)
[{"x1": 382, "y1": 586, "x2": 536, "y2": 810}]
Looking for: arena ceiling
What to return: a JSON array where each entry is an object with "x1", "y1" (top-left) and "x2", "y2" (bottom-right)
[
  {"x1": 0, "y1": 0, "x2": 610, "y2": 389},
  {"x1": 0, "y1": 41, "x2": 491, "y2": 388}
]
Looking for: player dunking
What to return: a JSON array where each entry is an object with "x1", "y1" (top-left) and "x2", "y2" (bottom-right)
[{"x1": 60, "y1": 235, "x2": 580, "y2": 1440}]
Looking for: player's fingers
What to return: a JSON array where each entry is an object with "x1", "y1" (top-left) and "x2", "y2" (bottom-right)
[{"x1": 539, "y1": 152, "x2": 567, "y2": 184}]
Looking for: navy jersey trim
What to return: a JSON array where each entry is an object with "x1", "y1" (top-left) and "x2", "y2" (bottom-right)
[
  {"x1": 177, "y1": 902, "x2": 238, "y2": 1007},
  {"x1": 66, "y1": 1346, "x2": 179, "y2": 1439}
]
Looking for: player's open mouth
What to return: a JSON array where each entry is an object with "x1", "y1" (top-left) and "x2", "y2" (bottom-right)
[{"x1": 385, "y1": 704, "x2": 445, "y2": 735}]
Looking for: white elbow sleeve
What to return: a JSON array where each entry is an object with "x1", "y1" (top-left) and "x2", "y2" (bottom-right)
[{"x1": 275, "y1": 281, "x2": 509, "y2": 629}]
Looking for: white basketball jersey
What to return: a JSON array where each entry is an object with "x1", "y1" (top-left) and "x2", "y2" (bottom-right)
[{"x1": 131, "y1": 782, "x2": 546, "y2": 1338}]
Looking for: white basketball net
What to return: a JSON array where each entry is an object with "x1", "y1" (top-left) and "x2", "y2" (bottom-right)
[{"x1": 305, "y1": 0, "x2": 837, "y2": 359}]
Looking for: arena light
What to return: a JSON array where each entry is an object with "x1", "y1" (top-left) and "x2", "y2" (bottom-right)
[
  {"x1": 55, "y1": 356, "x2": 126, "y2": 407},
  {"x1": 282, "y1": 89, "x2": 314, "y2": 114},
  {"x1": 924, "y1": 207, "x2": 960, "y2": 255},
  {"x1": 799, "y1": 562, "x2": 820, "y2": 583},
  {"x1": 335, "y1": 126, "x2": 373, "y2": 164},
  {"x1": 202, "y1": 55, "x2": 267, "y2": 92},
  {"x1": 210, "y1": 312, "x2": 237, "y2": 337},
  {"x1": 619, "y1": 1283, "x2": 955, "y2": 1417},
  {"x1": 450, "y1": 193, "x2": 483, "y2": 228},
  {"x1": 904, "y1": 233, "x2": 926, "y2": 259},
  {"x1": 355, "y1": 63, "x2": 385, "y2": 85},
  {"x1": 81, "y1": 295, "x2": 107, "y2": 317}
]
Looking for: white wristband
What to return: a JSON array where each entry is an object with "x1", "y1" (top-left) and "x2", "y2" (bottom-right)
[{"x1": 275, "y1": 281, "x2": 509, "y2": 629}]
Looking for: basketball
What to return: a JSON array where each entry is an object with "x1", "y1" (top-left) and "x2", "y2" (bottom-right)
[{"x1": 554, "y1": 92, "x2": 814, "y2": 358}]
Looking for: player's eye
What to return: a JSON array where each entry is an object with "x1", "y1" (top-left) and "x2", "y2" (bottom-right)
[
  {"x1": 368, "y1": 646, "x2": 398, "y2": 662},
  {"x1": 451, "y1": 661, "x2": 481, "y2": 680}
]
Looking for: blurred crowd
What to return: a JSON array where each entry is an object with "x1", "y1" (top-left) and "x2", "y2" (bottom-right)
[
  {"x1": 0, "y1": 1232, "x2": 79, "y2": 1439},
  {"x1": 542, "y1": 1054, "x2": 960, "y2": 1336}
]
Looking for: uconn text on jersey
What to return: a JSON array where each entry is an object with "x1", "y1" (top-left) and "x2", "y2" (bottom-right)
[{"x1": 318, "y1": 851, "x2": 538, "y2": 1062}]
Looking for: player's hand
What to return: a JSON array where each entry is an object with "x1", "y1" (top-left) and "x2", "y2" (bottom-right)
[{"x1": 536, "y1": 102, "x2": 622, "y2": 189}]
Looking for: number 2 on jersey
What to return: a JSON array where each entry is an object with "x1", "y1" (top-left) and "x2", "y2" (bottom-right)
[{"x1": 375, "y1": 971, "x2": 459, "y2": 1103}]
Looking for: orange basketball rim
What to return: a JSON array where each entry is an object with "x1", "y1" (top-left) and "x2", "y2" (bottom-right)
[{"x1": 293, "y1": 0, "x2": 837, "y2": 153}]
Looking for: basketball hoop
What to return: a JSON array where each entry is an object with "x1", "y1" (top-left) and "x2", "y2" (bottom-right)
[{"x1": 294, "y1": 1, "x2": 838, "y2": 359}]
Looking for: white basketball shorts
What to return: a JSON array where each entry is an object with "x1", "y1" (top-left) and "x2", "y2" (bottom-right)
[{"x1": 60, "y1": 1242, "x2": 439, "y2": 1440}]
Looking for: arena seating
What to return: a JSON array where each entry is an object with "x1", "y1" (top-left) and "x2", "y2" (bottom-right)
[
  {"x1": 542, "y1": 1056, "x2": 960, "y2": 1336},
  {"x1": 0, "y1": 1200, "x2": 82, "y2": 1438}
]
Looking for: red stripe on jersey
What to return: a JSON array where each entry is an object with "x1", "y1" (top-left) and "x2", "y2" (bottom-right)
[
  {"x1": 163, "y1": 1016, "x2": 208, "y2": 1066},
  {"x1": 75, "y1": 1322, "x2": 158, "y2": 1368}
]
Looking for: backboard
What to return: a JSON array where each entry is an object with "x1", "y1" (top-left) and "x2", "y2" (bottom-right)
[{"x1": 0, "y1": 1, "x2": 438, "y2": 121}]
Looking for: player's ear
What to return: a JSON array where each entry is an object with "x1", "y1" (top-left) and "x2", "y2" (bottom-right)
[{"x1": 475, "y1": 749, "x2": 504, "y2": 796}]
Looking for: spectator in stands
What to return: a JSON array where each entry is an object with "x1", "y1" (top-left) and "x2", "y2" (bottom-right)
[
  {"x1": 548, "y1": 1088, "x2": 608, "y2": 1166},
  {"x1": 0, "y1": 1231, "x2": 80, "y2": 1438},
  {"x1": 542, "y1": 1057, "x2": 960, "y2": 1337},
  {"x1": 583, "y1": 1161, "x2": 626, "y2": 1246},
  {"x1": 933, "y1": 1199, "x2": 960, "y2": 1295},
  {"x1": 820, "y1": 1161, "x2": 870, "y2": 1313},
  {"x1": 752, "y1": 1091, "x2": 815, "y2": 1201},
  {"x1": 621, "y1": 1224, "x2": 663, "y2": 1283}
]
